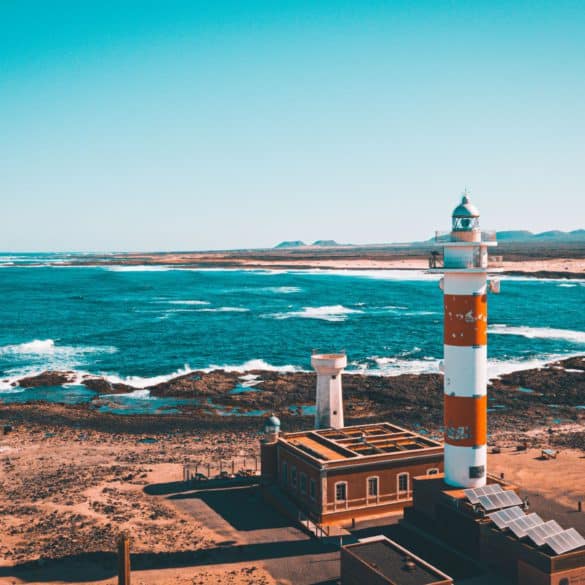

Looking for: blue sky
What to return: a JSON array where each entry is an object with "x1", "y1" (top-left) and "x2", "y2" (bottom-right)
[{"x1": 1, "y1": 1, "x2": 584, "y2": 251}]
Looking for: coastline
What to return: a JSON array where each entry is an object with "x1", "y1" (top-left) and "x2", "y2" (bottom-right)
[
  {"x1": 5, "y1": 245, "x2": 583, "y2": 279},
  {"x1": 2, "y1": 355, "x2": 584, "y2": 440}
]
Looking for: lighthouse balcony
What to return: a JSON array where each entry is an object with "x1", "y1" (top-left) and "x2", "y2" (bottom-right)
[
  {"x1": 434, "y1": 230, "x2": 497, "y2": 243},
  {"x1": 428, "y1": 250, "x2": 502, "y2": 271}
]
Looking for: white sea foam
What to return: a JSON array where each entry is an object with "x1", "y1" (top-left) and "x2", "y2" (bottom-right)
[
  {"x1": 0, "y1": 339, "x2": 117, "y2": 357},
  {"x1": 204, "y1": 359, "x2": 300, "y2": 373},
  {"x1": 0, "y1": 339, "x2": 57, "y2": 354},
  {"x1": 103, "y1": 265, "x2": 179, "y2": 272},
  {"x1": 267, "y1": 305, "x2": 361, "y2": 322},
  {"x1": 291, "y1": 269, "x2": 439, "y2": 282},
  {"x1": 103, "y1": 365, "x2": 194, "y2": 389},
  {"x1": 102, "y1": 389, "x2": 153, "y2": 399},
  {"x1": 195, "y1": 307, "x2": 249, "y2": 313},
  {"x1": 347, "y1": 352, "x2": 579, "y2": 379},
  {"x1": 167, "y1": 300, "x2": 210, "y2": 306},
  {"x1": 489, "y1": 325, "x2": 585, "y2": 344},
  {"x1": 350, "y1": 356, "x2": 441, "y2": 376}
]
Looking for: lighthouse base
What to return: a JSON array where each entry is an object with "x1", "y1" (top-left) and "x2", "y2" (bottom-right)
[{"x1": 444, "y1": 444, "x2": 487, "y2": 488}]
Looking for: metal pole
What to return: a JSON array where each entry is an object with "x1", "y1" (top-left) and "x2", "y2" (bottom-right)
[{"x1": 117, "y1": 533, "x2": 131, "y2": 585}]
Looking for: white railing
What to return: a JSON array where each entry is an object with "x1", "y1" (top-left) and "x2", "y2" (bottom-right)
[
  {"x1": 434, "y1": 230, "x2": 496, "y2": 243},
  {"x1": 324, "y1": 490, "x2": 413, "y2": 513}
]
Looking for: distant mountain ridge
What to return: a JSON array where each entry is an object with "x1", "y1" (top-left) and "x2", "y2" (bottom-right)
[
  {"x1": 495, "y1": 229, "x2": 585, "y2": 242},
  {"x1": 275, "y1": 230, "x2": 584, "y2": 249},
  {"x1": 274, "y1": 240, "x2": 343, "y2": 248}
]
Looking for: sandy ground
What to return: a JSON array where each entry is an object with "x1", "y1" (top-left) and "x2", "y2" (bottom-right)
[
  {"x1": 61, "y1": 246, "x2": 585, "y2": 277},
  {"x1": 0, "y1": 427, "x2": 274, "y2": 585},
  {"x1": 0, "y1": 419, "x2": 584, "y2": 585},
  {"x1": 236, "y1": 257, "x2": 585, "y2": 274},
  {"x1": 489, "y1": 447, "x2": 585, "y2": 531}
]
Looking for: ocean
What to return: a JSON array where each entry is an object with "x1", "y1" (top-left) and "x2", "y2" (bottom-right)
[{"x1": 0, "y1": 254, "x2": 584, "y2": 410}]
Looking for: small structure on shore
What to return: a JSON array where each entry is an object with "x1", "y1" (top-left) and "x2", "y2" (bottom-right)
[{"x1": 312, "y1": 352, "x2": 347, "y2": 430}]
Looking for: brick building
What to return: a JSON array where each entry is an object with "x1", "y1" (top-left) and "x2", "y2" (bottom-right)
[{"x1": 261, "y1": 422, "x2": 443, "y2": 525}]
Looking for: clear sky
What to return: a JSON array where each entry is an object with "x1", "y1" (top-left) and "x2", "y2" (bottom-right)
[{"x1": 1, "y1": 1, "x2": 584, "y2": 251}]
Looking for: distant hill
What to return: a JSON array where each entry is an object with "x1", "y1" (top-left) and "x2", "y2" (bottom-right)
[
  {"x1": 496, "y1": 230, "x2": 535, "y2": 241},
  {"x1": 312, "y1": 240, "x2": 341, "y2": 247},
  {"x1": 274, "y1": 240, "x2": 306, "y2": 249},
  {"x1": 432, "y1": 229, "x2": 585, "y2": 244},
  {"x1": 498, "y1": 229, "x2": 585, "y2": 242}
]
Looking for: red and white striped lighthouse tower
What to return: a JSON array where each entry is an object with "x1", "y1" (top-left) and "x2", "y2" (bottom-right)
[{"x1": 432, "y1": 192, "x2": 499, "y2": 488}]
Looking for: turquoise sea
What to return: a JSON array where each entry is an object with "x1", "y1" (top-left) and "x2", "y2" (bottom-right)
[{"x1": 0, "y1": 254, "x2": 584, "y2": 411}]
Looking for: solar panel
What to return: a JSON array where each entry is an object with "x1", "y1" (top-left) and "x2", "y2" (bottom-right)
[
  {"x1": 525, "y1": 520, "x2": 563, "y2": 547},
  {"x1": 464, "y1": 483, "x2": 504, "y2": 504},
  {"x1": 507, "y1": 514, "x2": 544, "y2": 538},
  {"x1": 544, "y1": 528, "x2": 585, "y2": 556},
  {"x1": 488, "y1": 506, "x2": 525, "y2": 530},
  {"x1": 498, "y1": 490, "x2": 523, "y2": 508},
  {"x1": 477, "y1": 490, "x2": 523, "y2": 512}
]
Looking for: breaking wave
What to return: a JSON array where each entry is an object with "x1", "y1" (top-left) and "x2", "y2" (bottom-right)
[
  {"x1": 267, "y1": 305, "x2": 362, "y2": 322},
  {"x1": 167, "y1": 300, "x2": 210, "y2": 306},
  {"x1": 195, "y1": 307, "x2": 249, "y2": 313},
  {"x1": 203, "y1": 359, "x2": 301, "y2": 373},
  {"x1": 489, "y1": 325, "x2": 585, "y2": 344},
  {"x1": 0, "y1": 339, "x2": 117, "y2": 357}
]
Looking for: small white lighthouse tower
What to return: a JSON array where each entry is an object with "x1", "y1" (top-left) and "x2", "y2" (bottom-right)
[
  {"x1": 431, "y1": 192, "x2": 499, "y2": 488},
  {"x1": 311, "y1": 352, "x2": 347, "y2": 429}
]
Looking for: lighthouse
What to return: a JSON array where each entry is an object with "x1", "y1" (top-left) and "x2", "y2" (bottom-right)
[
  {"x1": 432, "y1": 192, "x2": 499, "y2": 488},
  {"x1": 311, "y1": 352, "x2": 347, "y2": 429}
]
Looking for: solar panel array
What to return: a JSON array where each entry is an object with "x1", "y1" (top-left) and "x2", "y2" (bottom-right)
[
  {"x1": 507, "y1": 513, "x2": 544, "y2": 538},
  {"x1": 463, "y1": 483, "x2": 503, "y2": 504},
  {"x1": 477, "y1": 490, "x2": 523, "y2": 512},
  {"x1": 525, "y1": 520, "x2": 563, "y2": 547},
  {"x1": 480, "y1": 487, "x2": 585, "y2": 556},
  {"x1": 544, "y1": 528, "x2": 585, "y2": 556},
  {"x1": 488, "y1": 506, "x2": 525, "y2": 530}
]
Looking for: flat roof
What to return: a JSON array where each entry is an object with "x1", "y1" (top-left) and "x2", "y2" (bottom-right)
[
  {"x1": 280, "y1": 422, "x2": 442, "y2": 464},
  {"x1": 344, "y1": 536, "x2": 452, "y2": 584}
]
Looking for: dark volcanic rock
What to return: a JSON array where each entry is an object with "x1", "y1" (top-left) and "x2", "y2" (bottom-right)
[
  {"x1": 17, "y1": 371, "x2": 76, "y2": 388},
  {"x1": 82, "y1": 377, "x2": 136, "y2": 395},
  {"x1": 492, "y1": 357, "x2": 585, "y2": 406},
  {"x1": 149, "y1": 370, "x2": 240, "y2": 397}
]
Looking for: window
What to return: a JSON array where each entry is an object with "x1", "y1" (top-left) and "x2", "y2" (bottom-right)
[
  {"x1": 300, "y1": 473, "x2": 307, "y2": 495},
  {"x1": 427, "y1": 468, "x2": 440, "y2": 476},
  {"x1": 291, "y1": 466, "x2": 297, "y2": 489},
  {"x1": 309, "y1": 478, "x2": 316, "y2": 501},
  {"x1": 367, "y1": 477, "x2": 379, "y2": 497},
  {"x1": 282, "y1": 461, "x2": 288, "y2": 485},
  {"x1": 335, "y1": 481, "x2": 347, "y2": 502},
  {"x1": 397, "y1": 473, "x2": 409, "y2": 494}
]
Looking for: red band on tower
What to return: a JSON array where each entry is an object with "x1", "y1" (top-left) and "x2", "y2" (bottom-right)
[
  {"x1": 444, "y1": 294, "x2": 487, "y2": 346},
  {"x1": 444, "y1": 394, "x2": 487, "y2": 447}
]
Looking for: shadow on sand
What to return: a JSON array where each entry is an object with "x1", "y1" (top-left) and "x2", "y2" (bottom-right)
[
  {"x1": 169, "y1": 484, "x2": 292, "y2": 531},
  {"x1": 0, "y1": 539, "x2": 337, "y2": 583}
]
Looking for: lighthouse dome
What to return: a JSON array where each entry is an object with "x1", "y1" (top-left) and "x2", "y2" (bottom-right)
[
  {"x1": 264, "y1": 414, "x2": 281, "y2": 434},
  {"x1": 452, "y1": 194, "x2": 480, "y2": 218}
]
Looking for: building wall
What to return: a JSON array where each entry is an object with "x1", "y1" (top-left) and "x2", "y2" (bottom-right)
[
  {"x1": 260, "y1": 441, "x2": 278, "y2": 481},
  {"x1": 277, "y1": 448, "x2": 322, "y2": 516},
  {"x1": 276, "y1": 444, "x2": 443, "y2": 523},
  {"x1": 325, "y1": 457, "x2": 443, "y2": 514},
  {"x1": 519, "y1": 560, "x2": 585, "y2": 585}
]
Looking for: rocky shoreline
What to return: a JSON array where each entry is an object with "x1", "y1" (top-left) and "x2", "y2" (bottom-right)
[{"x1": 2, "y1": 356, "x2": 584, "y2": 447}]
